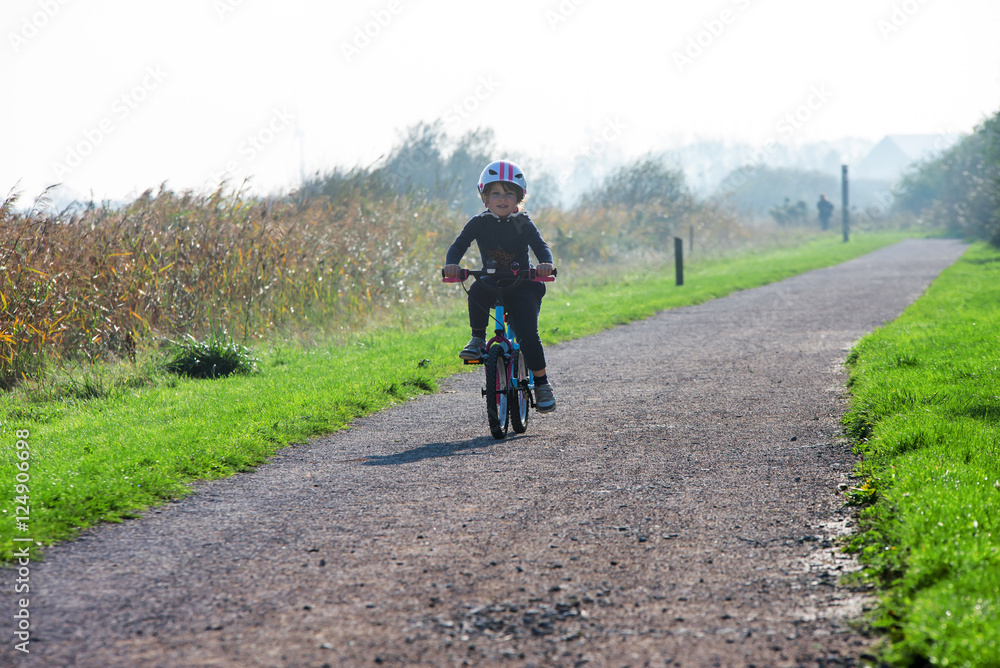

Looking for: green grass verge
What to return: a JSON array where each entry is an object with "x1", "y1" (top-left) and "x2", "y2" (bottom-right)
[
  {"x1": 843, "y1": 241, "x2": 1000, "y2": 666},
  {"x1": 1, "y1": 231, "x2": 913, "y2": 562}
]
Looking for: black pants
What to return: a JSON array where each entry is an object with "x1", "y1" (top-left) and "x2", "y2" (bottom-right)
[{"x1": 468, "y1": 280, "x2": 547, "y2": 371}]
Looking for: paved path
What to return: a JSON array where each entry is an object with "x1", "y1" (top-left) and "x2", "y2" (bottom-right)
[{"x1": 3, "y1": 239, "x2": 967, "y2": 667}]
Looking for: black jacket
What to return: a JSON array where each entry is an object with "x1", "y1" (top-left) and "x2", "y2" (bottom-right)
[{"x1": 446, "y1": 210, "x2": 553, "y2": 271}]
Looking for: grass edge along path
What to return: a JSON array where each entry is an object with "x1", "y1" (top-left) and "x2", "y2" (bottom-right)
[
  {"x1": 1, "y1": 231, "x2": 912, "y2": 562},
  {"x1": 843, "y1": 241, "x2": 1000, "y2": 666}
]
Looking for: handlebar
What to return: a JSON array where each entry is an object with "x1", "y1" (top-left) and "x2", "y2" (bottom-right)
[{"x1": 441, "y1": 267, "x2": 557, "y2": 284}]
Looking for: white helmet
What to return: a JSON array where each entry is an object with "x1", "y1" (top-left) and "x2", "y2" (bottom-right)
[{"x1": 478, "y1": 160, "x2": 527, "y2": 197}]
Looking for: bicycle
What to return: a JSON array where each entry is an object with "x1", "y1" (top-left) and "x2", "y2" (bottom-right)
[{"x1": 442, "y1": 262, "x2": 557, "y2": 440}]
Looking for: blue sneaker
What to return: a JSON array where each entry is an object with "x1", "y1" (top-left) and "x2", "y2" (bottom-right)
[{"x1": 534, "y1": 383, "x2": 556, "y2": 413}]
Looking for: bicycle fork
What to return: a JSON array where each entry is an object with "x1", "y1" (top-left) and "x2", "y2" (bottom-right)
[{"x1": 491, "y1": 305, "x2": 536, "y2": 407}]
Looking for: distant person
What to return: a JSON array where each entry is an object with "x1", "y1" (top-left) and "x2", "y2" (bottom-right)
[
  {"x1": 443, "y1": 161, "x2": 557, "y2": 413},
  {"x1": 817, "y1": 194, "x2": 834, "y2": 231}
]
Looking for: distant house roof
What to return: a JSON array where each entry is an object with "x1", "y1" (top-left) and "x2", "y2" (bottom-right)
[{"x1": 856, "y1": 134, "x2": 958, "y2": 181}]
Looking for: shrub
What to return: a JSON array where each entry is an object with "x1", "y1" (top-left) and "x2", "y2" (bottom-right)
[
  {"x1": 894, "y1": 108, "x2": 1000, "y2": 244},
  {"x1": 161, "y1": 332, "x2": 258, "y2": 379}
]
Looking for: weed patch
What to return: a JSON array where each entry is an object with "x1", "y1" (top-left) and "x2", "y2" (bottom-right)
[{"x1": 162, "y1": 332, "x2": 259, "y2": 379}]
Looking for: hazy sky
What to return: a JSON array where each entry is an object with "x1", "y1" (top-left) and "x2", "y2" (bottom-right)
[{"x1": 5, "y1": 0, "x2": 1000, "y2": 204}]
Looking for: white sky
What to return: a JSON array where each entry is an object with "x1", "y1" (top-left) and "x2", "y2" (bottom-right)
[{"x1": 4, "y1": 0, "x2": 1000, "y2": 204}]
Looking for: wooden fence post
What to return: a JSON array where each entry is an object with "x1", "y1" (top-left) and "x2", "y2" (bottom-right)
[
  {"x1": 674, "y1": 237, "x2": 684, "y2": 286},
  {"x1": 842, "y1": 164, "x2": 850, "y2": 242}
]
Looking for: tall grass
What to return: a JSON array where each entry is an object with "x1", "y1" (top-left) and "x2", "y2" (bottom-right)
[{"x1": 0, "y1": 184, "x2": 455, "y2": 388}]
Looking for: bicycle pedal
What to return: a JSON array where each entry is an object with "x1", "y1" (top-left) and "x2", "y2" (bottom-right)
[{"x1": 463, "y1": 358, "x2": 484, "y2": 365}]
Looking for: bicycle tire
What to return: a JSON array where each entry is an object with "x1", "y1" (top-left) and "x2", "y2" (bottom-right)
[
  {"x1": 509, "y1": 349, "x2": 530, "y2": 434},
  {"x1": 484, "y1": 345, "x2": 509, "y2": 440}
]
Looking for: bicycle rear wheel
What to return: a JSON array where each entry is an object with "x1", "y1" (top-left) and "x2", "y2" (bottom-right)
[
  {"x1": 484, "y1": 345, "x2": 509, "y2": 439},
  {"x1": 509, "y1": 349, "x2": 530, "y2": 433}
]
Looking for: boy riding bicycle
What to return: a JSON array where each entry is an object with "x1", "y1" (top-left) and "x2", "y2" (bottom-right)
[{"x1": 443, "y1": 160, "x2": 557, "y2": 413}]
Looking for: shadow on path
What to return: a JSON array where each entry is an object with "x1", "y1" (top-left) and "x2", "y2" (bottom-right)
[{"x1": 351, "y1": 433, "x2": 541, "y2": 466}]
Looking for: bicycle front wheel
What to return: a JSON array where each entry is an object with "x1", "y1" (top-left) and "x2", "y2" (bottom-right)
[
  {"x1": 484, "y1": 345, "x2": 509, "y2": 439},
  {"x1": 509, "y1": 349, "x2": 530, "y2": 433}
]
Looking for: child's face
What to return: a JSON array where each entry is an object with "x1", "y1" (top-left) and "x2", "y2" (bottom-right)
[{"x1": 482, "y1": 183, "x2": 519, "y2": 218}]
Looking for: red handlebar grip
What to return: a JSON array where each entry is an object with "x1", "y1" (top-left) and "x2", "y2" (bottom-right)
[
  {"x1": 527, "y1": 267, "x2": 557, "y2": 281},
  {"x1": 441, "y1": 268, "x2": 470, "y2": 283}
]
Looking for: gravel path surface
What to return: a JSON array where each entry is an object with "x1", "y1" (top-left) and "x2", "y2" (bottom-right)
[{"x1": 3, "y1": 239, "x2": 967, "y2": 667}]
